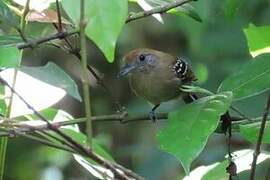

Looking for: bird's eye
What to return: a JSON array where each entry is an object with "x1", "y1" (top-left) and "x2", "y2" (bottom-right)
[{"x1": 139, "y1": 54, "x2": 145, "y2": 61}]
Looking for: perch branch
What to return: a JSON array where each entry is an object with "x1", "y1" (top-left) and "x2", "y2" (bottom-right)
[
  {"x1": 249, "y1": 92, "x2": 270, "y2": 180},
  {"x1": 1, "y1": 112, "x2": 258, "y2": 137},
  {"x1": 55, "y1": 0, "x2": 63, "y2": 32}
]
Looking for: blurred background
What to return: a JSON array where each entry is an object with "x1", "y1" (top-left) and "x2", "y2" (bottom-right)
[{"x1": 3, "y1": 0, "x2": 270, "y2": 179}]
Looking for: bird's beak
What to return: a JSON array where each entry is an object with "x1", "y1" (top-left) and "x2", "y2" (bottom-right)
[{"x1": 117, "y1": 63, "x2": 137, "y2": 78}]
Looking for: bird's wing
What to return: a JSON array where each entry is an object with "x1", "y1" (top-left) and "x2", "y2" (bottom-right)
[{"x1": 172, "y1": 57, "x2": 197, "y2": 83}]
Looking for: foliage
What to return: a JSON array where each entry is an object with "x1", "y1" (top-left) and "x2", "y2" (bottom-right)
[
  {"x1": 0, "y1": 0, "x2": 269, "y2": 179},
  {"x1": 244, "y1": 24, "x2": 270, "y2": 57},
  {"x1": 157, "y1": 92, "x2": 232, "y2": 173},
  {"x1": 62, "y1": 0, "x2": 128, "y2": 62}
]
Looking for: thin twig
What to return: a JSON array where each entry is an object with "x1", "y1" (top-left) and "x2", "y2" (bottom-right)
[
  {"x1": 126, "y1": 0, "x2": 195, "y2": 23},
  {"x1": 16, "y1": 31, "x2": 78, "y2": 49},
  {"x1": 55, "y1": 0, "x2": 63, "y2": 32},
  {"x1": 230, "y1": 106, "x2": 253, "y2": 122},
  {"x1": 20, "y1": 0, "x2": 30, "y2": 32},
  {"x1": 80, "y1": 0, "x2": 93, "y2": 148},
  {"x1": 37, "y1": 130, "x2": 76, "y2": 150},
  {"x1": 0, "y1": 112, "x2": 250, "y2": 137},
  {"x1": 249, "y1": 92, "x2": 270, "y2": 180},
  {"x1": 21, "y1": 133, "x2": 75, "y2": 153}
]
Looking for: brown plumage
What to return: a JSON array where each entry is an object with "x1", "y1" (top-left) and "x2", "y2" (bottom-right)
[{"x1": 118, "y1": 48, "x2": 197, "y2": 120}]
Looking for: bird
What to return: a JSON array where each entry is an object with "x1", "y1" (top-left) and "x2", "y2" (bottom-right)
[{"x1": 118, "y1": 48, "x2": 198, "y2": 121}]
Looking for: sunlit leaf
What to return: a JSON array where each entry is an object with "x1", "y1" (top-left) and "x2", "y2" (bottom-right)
[
  {"x1": 201, "y1": 161, "x2": 228, "y2": 180},
  {"x1": 21, "y1": 62, "x2": 82, "y2": 102},
  {"x1": 202, "y1": 150, "x2": 270, "y2": 180},
  {"x1": 244, "y1": 24, "x2": 270, "y2": 57},
  {"x1": 59, "y1": 126, "x2": 115, "y2": 179},
  {"x1": 184, "y1": 149, "x2": 270, "y2": 179},
  {"x1": 218, "y1": 53, "x2": 270, "y2": 101},
  {"x1": 157, "y1": 92, "x2": 232, "y2": 174},
  {"x1": 0, "y1": 68, "x2": 66, "y2": 117},
  {"x1": 12, "y1": 0, "x2": 55, "y2": 12},
  {"x1": 27, "y1": 9, "x2": 71, "y2": 24},
  {"x1": 62, "y1": 0, "x2": 128, "y2": 62},
  {"x1": 74, "y1": 154, "x2": 114, "y2": 180},
  {"x1": 168, "y1": 3, "x2": 202, "y2": 22},
  {"x1": 0, "y1": 47, "x2": 21, "y2": 68},
  {"x1": 183, "y1": 162, "x2": 223, "y2": 180}
]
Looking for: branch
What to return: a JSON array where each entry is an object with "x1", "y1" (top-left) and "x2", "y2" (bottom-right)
[
  {"x1": 126, "y1": 0, "x2": 195, "y2": 23},
  {"x1": 80, "y1": 0, "x2": 93, "y2": 149},
  {"x1": 55, "y1": 0, "x2": 63, "y2": 32},
  {"x1": 15, "y1": 0, "x2": 196, "y2": 49},
  {"x1": 1, "y1": 112, "x2": 253, "y2": 137},
  {"x1": 249, "y1": 92, "x2": 270, "y2": 180},
  {"x1": 0, "y1": 77, "x2": 142, "y2": 180},
  {"x1": 16, "y1": 31, "x2": 78, "y2": 49}
]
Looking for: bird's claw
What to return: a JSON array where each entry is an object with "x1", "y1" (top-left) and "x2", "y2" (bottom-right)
[{"x1": 149, "y1": 110, "x2": 157, "y2": 122}]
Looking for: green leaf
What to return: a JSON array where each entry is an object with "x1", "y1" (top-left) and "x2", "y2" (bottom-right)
[
  {"x1": 0, "y1": 35, "x2": 23, "y2": 48},
  {"x1": 240, "y1": 121, "x2": 270, "y2": 144},
  {"x1": 201, "y1": 161, "x2": 228, "y2": 180},
  {"x1": 62, "y1": 0, "x2": 128, "y2": 62},
  {"x1": 74, "y1": 153, "x2": 114, "y2": 179},
  {"x1": 218, "y1": 53, "x2": 270, "y2": 101},
  {"x1": 24, "y1": 107, "x2": 59, "y2": 121},
  {"x1": 0, "y1": 47, "x2": 21, "y2": 68},
  {"x1": 223, "y1": 0, "x2": 243, "y2": 20},
  {"x1": 202, "y1": 149, "x2": 270, "y2": 180},
  {"x1": 244, "y1": 24, "x2": 270, "y2": 57},
  {"x1": 21, "y1": 62, "x2": 82, "y2": 101},
  {"x1": 168, "y1": 3, "x2": 202, "y2": 22},
  {"x1": 157, "y1": 92, "x2": 232, "y2": 174},
  {"x1": 0, "y1": 1, "x2": 19, "y2": 29},
  {"x1": 136, "y1": 0, "x2": 202, "y2": 22},
  {"x1": 59, "y1": 127, "x2": 114, "y2": 162},
  {"x1": 194, "y1": 63, "x2": 208, "y2": 84}
]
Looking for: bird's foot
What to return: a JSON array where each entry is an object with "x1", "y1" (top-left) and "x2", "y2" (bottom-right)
[{"x1": 149, "y1": 110, "x2": 157, "y2": 123}]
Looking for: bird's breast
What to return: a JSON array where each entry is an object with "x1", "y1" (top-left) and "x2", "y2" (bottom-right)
[{"x1": 129, "y1": 69, "x2": 181, "y2": 105}]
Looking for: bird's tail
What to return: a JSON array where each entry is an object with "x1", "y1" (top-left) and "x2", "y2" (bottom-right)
[{"x1": 182, "y1": 93, "x2": 231, "y2": 133}]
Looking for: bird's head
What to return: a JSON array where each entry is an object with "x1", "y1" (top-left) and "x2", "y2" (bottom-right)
[{"x1": 118, "y1": 48, "x2": 159, "y2": 77}]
